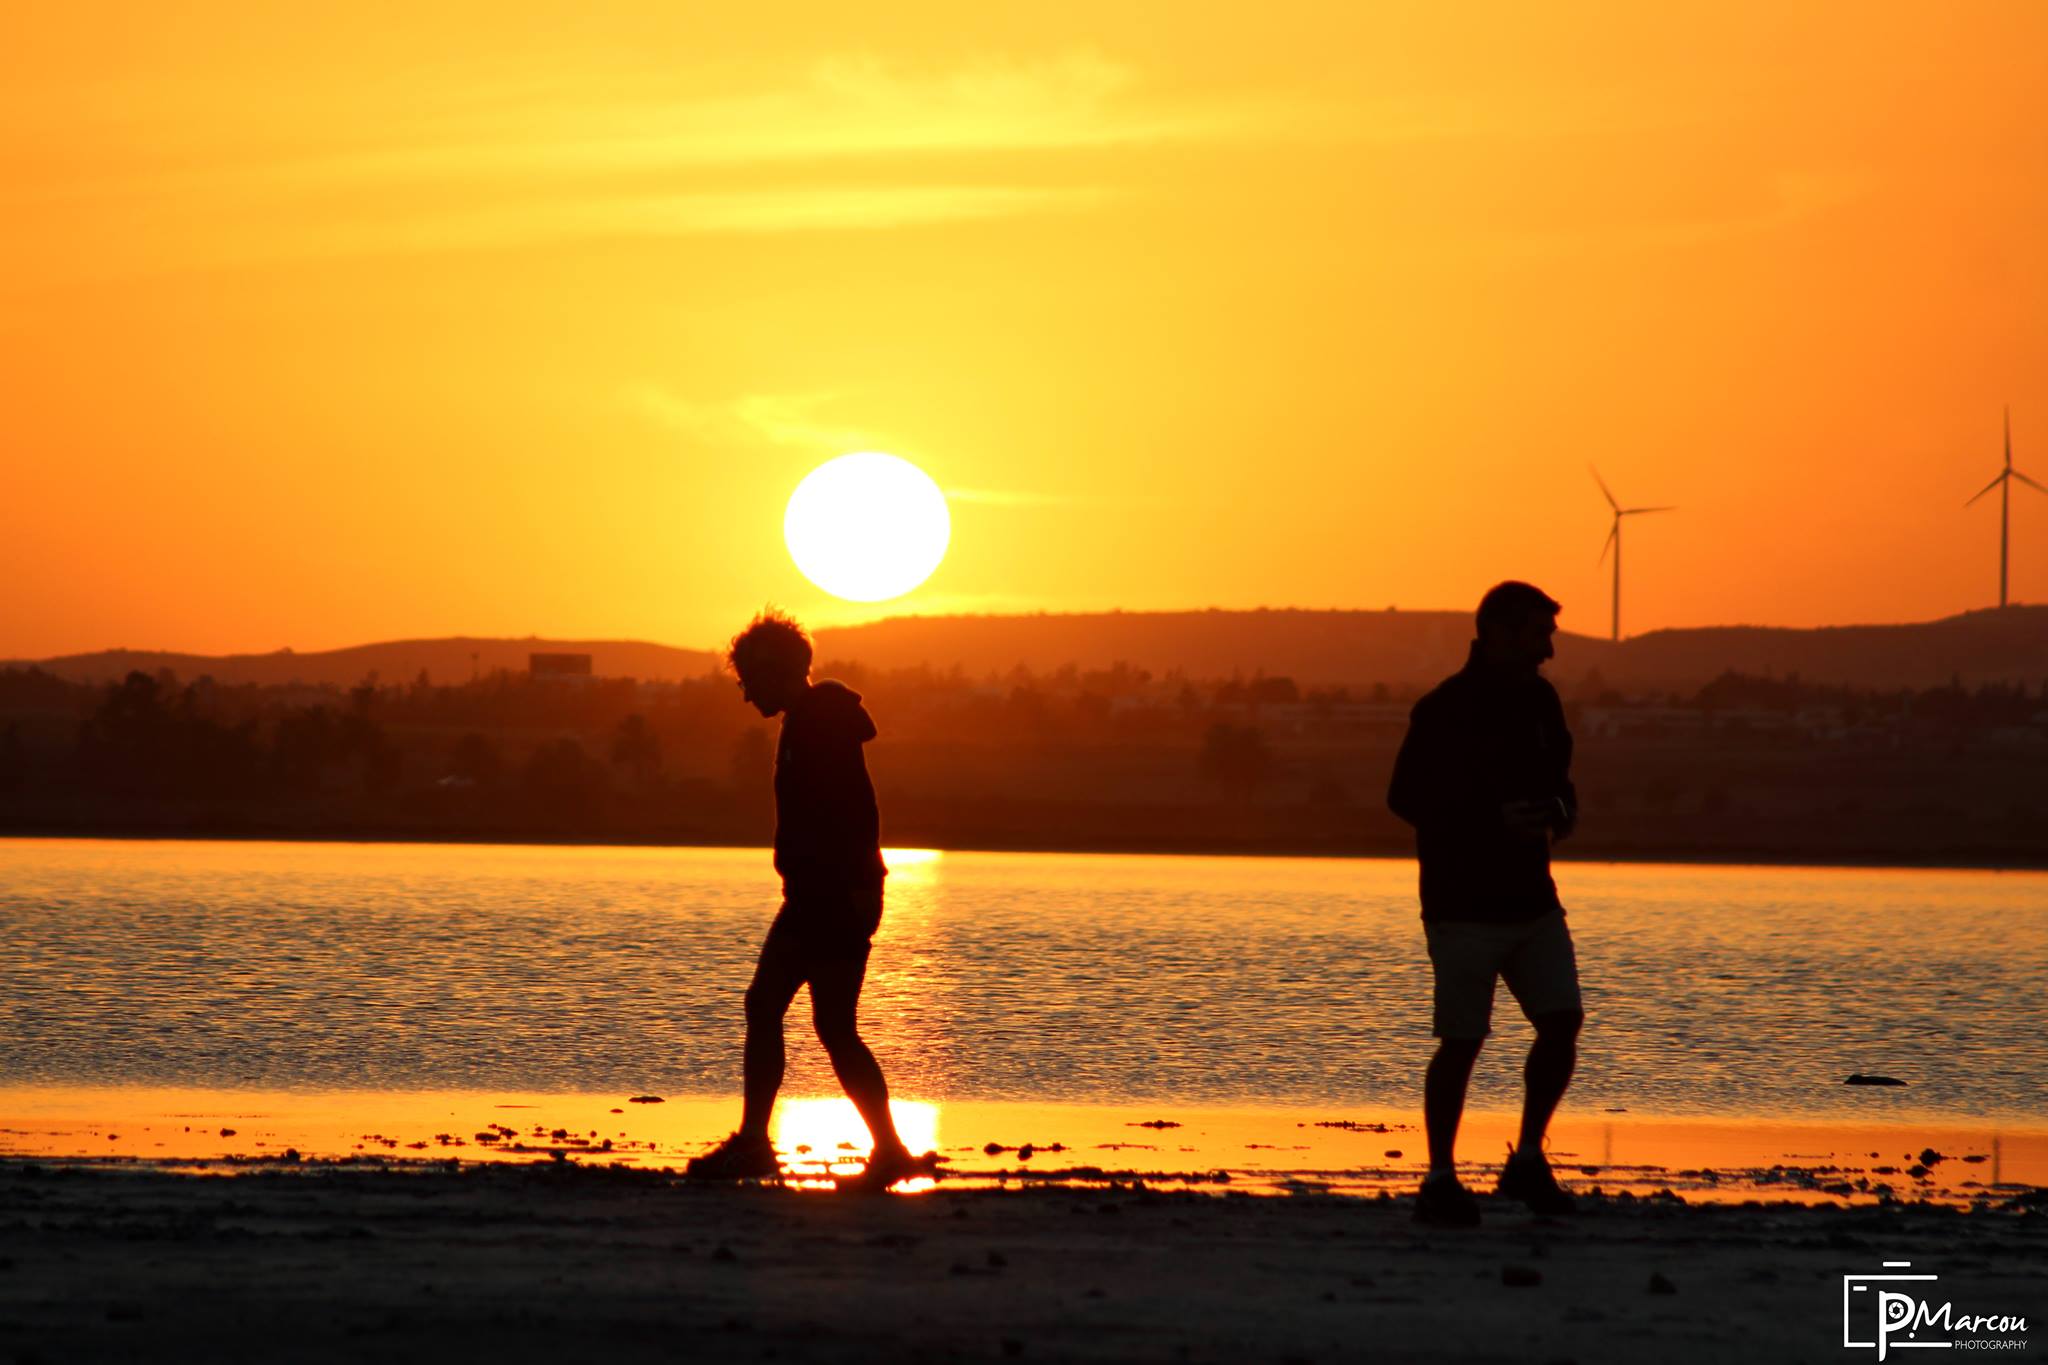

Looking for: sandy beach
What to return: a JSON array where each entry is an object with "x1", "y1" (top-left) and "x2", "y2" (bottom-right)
[
  {"x1": 3, "y1": 1090, "x2": 2043, "y2": 1362},
  {"x1": 5, "y1": 1158, "x2": 2042, "y2": 1364}
]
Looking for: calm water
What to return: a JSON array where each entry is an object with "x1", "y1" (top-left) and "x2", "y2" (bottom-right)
[{"x1": 1, "y1": 838, "x2": 2043, "y2": 1121}]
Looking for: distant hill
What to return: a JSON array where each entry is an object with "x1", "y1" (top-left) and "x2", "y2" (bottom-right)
[
  {"x1": 813, "y1": 605, "x2": 2048, "y2": 693},
  {"x1": 9, "y1": 638, "x2": 721, "y2": 688},
  {"x1": 814, "y1": 610, "x2": 1518, "y2": 687},
  {"x1": 13, "y1": 606, "x2": 2045, "y2": 694},
  {"x1": 1590, "y1": 607, "x2": 2048, "y2": 693}
]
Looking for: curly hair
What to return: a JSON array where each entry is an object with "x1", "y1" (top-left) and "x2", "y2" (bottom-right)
[{"x1": 726, "y1": 608, "x2": 813, "y2": 679}]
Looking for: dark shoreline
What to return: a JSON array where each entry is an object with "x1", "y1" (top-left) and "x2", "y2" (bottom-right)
[
  {"x1": 5, "y1": 819, "x2": 2046, "y2": 873},
  {"x1": 4, "y1": 1160, "x2": 2041, "y2": 1365}
]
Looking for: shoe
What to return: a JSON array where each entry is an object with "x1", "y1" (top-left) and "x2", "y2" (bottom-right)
[
  {"x1": 1496, "y1": 1145, "x2": 1576, "y2": 1215},
  {"x1": 684, "y1": 1131, "x2": 781, "y2": 1180},
  {"x1": 1412, "y1": 1171, "x2": 1482, "y2": 1227},
  {"x1": 835, "y1": 1147, "x2": 940, "y2": 1194}
]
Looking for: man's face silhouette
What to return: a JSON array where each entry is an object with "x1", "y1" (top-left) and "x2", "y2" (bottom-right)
[
  {"x1": 737, "y1": 660, "x2": 807, "y2": 717},
  {"x1": 1483, "y1": 612, "x2": 1557, "y2": 672}
]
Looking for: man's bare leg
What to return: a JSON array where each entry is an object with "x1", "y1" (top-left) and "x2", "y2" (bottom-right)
[
  {"x1": 1516, "y1": 1009, "x2": 1582, "y2": 1154},
  {"x1": 1424, "y1": 1038, "x2": 1484, "y2": 1174},
  {"x1": 738, "y1": 939, "x2": 806, "y2": 1139},
  {"x1": 808, "y1": 955, "x2": 911, "y2": 1161}
]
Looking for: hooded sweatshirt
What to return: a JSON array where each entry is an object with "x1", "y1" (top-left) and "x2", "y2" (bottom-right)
[
  {"x1": 1386, "y1": 642, "x2": 1577, "y2": 923},
  {"x1": 773, "y1": 680, "x2": 886, "y2": 898}
]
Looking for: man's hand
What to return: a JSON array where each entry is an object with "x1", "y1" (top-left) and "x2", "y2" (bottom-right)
[{"x1": 1501, "y1": 799, "x2": 1555, "y2": 839}]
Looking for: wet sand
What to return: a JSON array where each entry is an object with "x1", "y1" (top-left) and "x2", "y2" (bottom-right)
[
  {"x1": 4, "y1": 1087, "x2": 2044, "y2": 1206},
  {"x1": 3, "y1": 1159, "x2": 2042, "y2": 1364},
  {"x1": 2, "y1": 1090, "x2": 2043, "y2": 1362}
]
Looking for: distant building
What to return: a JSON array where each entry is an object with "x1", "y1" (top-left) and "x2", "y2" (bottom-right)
[{"x1": 529, "y1": 652, "x2": 594, "y2": 681}]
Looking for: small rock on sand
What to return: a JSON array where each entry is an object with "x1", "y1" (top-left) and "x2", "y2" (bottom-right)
[
  {"x1": 627, "y1": 1095, "x2": 665, "y2": 1104},
  {"x1": 1844, "y1": 1074, "x2": 1906, "y2": 1086},
  {"x1": 1648, "y1": 1273, "x2": 1678, "y2": 1295}
]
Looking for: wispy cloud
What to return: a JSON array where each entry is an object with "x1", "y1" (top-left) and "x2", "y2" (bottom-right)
[
  {"x1": 944, "y1": 488, "x2": 1078, "y2": 507},
  {"x1": 3, "y1": 49, "x2": 1277, "y2": 280},
  {"x1": 630, "y1": 390, "x2": 1078, "y2": 510},
  {"x1": 309, "y1": 50, "x2": 1257, "y2": 184},
  {"x1": 630, "y1": 388, "x2": 882, "y2": 455},
  {"x1": 325, "y1": 184, "x2": 1112, "y2": 259}
]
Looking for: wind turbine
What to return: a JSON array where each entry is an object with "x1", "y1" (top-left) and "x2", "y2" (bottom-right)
[
  {"x1": 1592, "y1": 468, "x2": 1675, "y2": 643},
  {"x1": 1965, "y1": 406, "x2": 2044, "y2": 609}
]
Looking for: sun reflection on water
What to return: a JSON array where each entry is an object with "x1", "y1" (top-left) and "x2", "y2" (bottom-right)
[
  {"x1": 770, "y1": 1096, "x2": 940, "y2": 1191},
  {"x1": 881, "y1": 847, "x2": 943, "y2": 879}
]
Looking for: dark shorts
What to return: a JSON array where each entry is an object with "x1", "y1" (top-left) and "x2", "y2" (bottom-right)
[
  {"x1": 1423, "y1": 909, "x2": 1582, "y2": 1039},
  {"x1": 764, "y1": 883, "x2": 884, "y2": 965}
]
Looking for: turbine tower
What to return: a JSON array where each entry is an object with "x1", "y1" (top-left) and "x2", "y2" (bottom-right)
[
  {"x1": 1965, "y1": 407, "x2": 2044, "y2": 609},
  {"x1": 1592, "y1": 467, "x2": 1675, "y2": 643}
]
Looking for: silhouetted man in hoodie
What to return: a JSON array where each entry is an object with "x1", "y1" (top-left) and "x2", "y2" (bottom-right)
[
  {"x1": 1389, "y1": 581, "x2": 1583, "y2": 1226},
  {"x1": 686, "y1": 610, "x2": 931, "y2": 1190}
]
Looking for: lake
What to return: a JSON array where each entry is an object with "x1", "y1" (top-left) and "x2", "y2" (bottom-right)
[{"x1": 2, "y1": 838, "x2": 2042, "y2": 1122}]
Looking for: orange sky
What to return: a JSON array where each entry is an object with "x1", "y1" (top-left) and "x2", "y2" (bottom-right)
[{"x1": 4, "y1": 3, "x2": 2045, "y2": 658}]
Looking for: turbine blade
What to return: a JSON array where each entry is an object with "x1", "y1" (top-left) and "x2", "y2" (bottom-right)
[
  {"x1": 2006, "y1": 405, "x2": 2013, "y2": 471},
  {"x1": 1597, "y1": 521, "x2": 1617, "y2": 565},
  {"x1": 1623, "y1": 505, "x2": 1677, "y2": 515},
  {"x1": 1965, "y1": 471, "x2": 2006, "y2": 506},
  {"x1": 1590, "y1": 466, "x2": 1619, "y2": 512},
  {"x1": 2014, "y1": 468, "x2": 2047, "y2": 495}
]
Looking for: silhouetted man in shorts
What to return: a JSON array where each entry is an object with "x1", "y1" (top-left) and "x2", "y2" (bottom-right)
[
  {"x1": 685, "y1": 610, "x2": 931, "y2": 1191},
  {"x1": 1389, "y1": 581, "x2": 1583, "y2": 1226}
]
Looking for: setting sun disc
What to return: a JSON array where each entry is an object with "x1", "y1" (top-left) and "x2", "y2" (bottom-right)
[{"x1": 784, "y1": 453, "x2": 950, "y2": 602}]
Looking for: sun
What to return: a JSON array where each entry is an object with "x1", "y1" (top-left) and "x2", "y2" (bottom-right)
[{"x1": 784, "y1": 453, "x2": 951, "y2": 602}]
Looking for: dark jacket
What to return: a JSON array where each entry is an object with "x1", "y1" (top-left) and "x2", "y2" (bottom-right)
[
  {"x1": 773, "y1": 681, "x2": 886, "y2": 898},
  {"x1": 1387, "y1": 644, "x2": 1577, "y2": 922}
]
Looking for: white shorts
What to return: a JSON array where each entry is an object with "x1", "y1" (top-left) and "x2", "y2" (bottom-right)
[{"x1": 1424, "y1": 909, "x2": 1582, "y2": 1040}]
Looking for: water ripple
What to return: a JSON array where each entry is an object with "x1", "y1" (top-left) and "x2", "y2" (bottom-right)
[{"x1": 1, "y1": 839, "x2": 2043, "y2": 1120}]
